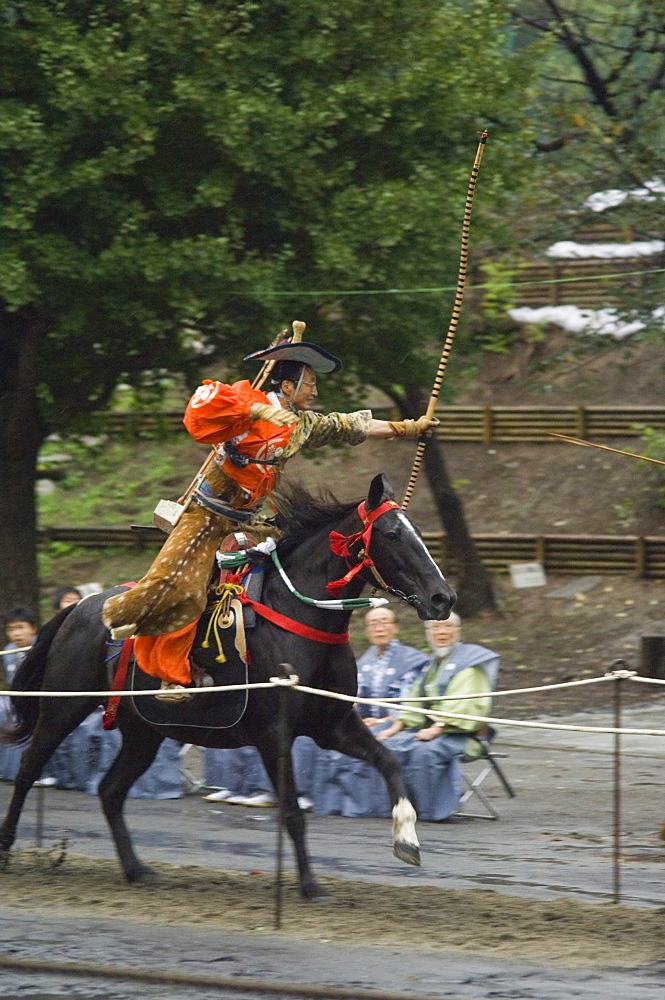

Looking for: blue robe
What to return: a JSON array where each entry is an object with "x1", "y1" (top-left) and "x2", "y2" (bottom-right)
[
  {"x1": 356, "y1": 640, "x2": 430, "y2": 718},
  {"x1": 0, "y1": 705, "x2": 183, "y2": 799}
]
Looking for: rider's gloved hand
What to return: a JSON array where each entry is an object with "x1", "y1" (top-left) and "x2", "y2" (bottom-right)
[
  {"x1": 249, "y1": 402, "x2": 298, "y2": 427},
  {"x1": 388, "y1": 416, "x2": 440, "y2": 438}
]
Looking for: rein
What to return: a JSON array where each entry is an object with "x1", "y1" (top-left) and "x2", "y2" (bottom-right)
[{"x1": 213, "y1": 499, "x2": 406, "y2": 645}]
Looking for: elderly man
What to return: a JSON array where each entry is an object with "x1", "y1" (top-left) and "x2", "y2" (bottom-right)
[
  {"x1": 313, "y1": 613, "x2": 498, "y2": 820},
  {"x1": 377, "y1": 613, "x2": 495, "y2": 745},
  {"x1": 356, "y1": 608, "x2": 429, "y2": 726},
  {"x1": 102, "y1": 336, "x2": 435, "y2": 698}
]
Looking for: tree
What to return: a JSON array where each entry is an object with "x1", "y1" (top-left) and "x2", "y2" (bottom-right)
[
  {"x1": 509, "y1": 2, "x2": 665, "y2": 267},
  {"x1": 0, "y1": 0, "x2": 537, "y2": 613}
]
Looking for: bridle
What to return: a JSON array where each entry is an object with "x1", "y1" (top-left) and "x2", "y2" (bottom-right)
[{"x1": 327, "y1": 500, "x2": 419, "y2": 606}]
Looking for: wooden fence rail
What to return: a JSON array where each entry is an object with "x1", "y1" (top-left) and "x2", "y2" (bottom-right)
[
  {"x1": 510, "y1": 258, "x2": 660, "y2": 308},
  {"x1": 432, "y1": 406, "x2": 665, "y2": 443},
  {"x1": 38, "y1": 526, "x2": 665, "y2": 578},
  {"x1": 421, "y1": 533, "x2": 665, "y2": 578},
  {"x1": 89, "y1": 405, "x2": 665, "y2": 443}
]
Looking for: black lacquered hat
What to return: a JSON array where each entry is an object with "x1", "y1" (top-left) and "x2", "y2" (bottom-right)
[{"x1": 243, "y1": 341, "x2": 342, "y2": 373}]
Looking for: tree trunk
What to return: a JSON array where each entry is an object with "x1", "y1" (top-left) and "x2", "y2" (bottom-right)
[
  {"x1": 0, "y1": 309, "x2": 46, "y2": 616},
  {"x1": 400, "y1": 384, "x2": 496, "y2": 617}
]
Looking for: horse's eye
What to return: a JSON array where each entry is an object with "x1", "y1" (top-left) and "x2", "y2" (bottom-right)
[{"x1": 385, "y1": 530, "x2": 399, "y2": 541}]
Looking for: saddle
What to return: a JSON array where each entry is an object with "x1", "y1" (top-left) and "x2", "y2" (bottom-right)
[{"x1": 107, "y1": 546, "x2": 270, "y2": 731}]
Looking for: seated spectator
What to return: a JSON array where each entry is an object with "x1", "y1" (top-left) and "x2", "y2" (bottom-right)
[
  {"x1": 356, "y1": 608, "x2": 429, "y2": 725},
  {"x1": 377, "y1": 613, "x2": 495, "y2": 749},
  {"x1": 312, "y1": 613, "x2": 498, "y2": 821},
  {"x1": 52, "y1": 586, "x2": 82, "y2": 612}
]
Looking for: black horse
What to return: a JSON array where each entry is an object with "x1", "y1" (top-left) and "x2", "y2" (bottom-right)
[{"x1": 0, "y1": 474, "x2": 455, "y2": 898}]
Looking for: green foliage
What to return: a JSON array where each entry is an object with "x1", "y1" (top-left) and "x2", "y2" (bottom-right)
[
  {"x1": 1, "y1": 0, "x2": 539, "y2": 420},
  {"x1": 509, "y1": 3, "x2": 665, "y2": 265},
  {"x1": 613, "y1": 500, "x2": 635, "y2": 527},
  {"x1": 37, "y1": 435, "x2": 183, "y2": 525},
  {"x1": 638, "y1": 426, "x2": 665, "y2": 508},
  {"x1": 480, "y1": 259, "x2": 521, "y2": 320}
]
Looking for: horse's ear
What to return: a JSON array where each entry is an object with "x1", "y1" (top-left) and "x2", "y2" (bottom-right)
[{"x1": 366, "y1": 473, "x2": 395, "y2": 511}]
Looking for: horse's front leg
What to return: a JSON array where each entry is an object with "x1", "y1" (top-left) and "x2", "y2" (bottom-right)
[
  {"x1": 320, "y1": 712, "x2": 420, "y2": 867},
  {"x1": 254, "y1": 734, "x2": 329, "y2": 901}
]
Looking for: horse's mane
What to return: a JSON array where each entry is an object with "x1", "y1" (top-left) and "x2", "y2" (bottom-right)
[{"x1": 274, "y1": 482, "x2": 359, "y2": 553}]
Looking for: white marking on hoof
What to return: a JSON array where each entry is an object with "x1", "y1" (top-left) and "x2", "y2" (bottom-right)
[{"x1": 392, "y1": 797, "x2": 419, "y2": 848}]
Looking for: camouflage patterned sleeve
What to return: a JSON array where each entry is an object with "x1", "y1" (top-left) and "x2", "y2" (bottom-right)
[{"x1": 292, "y1": 409, "x2": 373, "y2": 450}]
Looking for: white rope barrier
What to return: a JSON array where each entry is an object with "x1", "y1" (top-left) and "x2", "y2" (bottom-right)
[
  {"x1": 0, "y1": 682, "x2": 279, "y2": 698},
  {"x1": 0, "y1": 647, "x2": 31, "y2": 657},
  {"x1": 629, "y1": 674, "x2": 665, "y2": 686},
  {"x1": 0, "y1": 666, "x2": 620, "y2": 701},
  {"x1": 4, "y1": 667, "x2": 665, "y2": 737},
  {"x1": 343, "y1": 673, "x2": 617, "y2": 702}
]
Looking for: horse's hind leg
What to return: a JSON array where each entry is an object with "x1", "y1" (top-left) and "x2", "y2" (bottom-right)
[
  {"x1": 254, "y1": 735, "x2": 328, "y2": 901},
  {"x1": 0, "y1": 697, "x2": 99, "y2": 858},
  {"x1": 97, "y1": 710, "x2": 164, "y2": 883}
]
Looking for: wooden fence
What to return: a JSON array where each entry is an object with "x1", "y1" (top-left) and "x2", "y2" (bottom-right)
[
  {"x1": 90, "y1": 405, "x2": 665, "y2": 443},
  {"x1": 433, "y1": 405, "x2": 665, "y2": 443},
  {"x1": 510, "y1": 257, "x2": 659, "y2": 308},
  {"x1": 422, "y1": 533, "x2": 665, "y2": 578},
  {"x1": 38, "y1": 526, "x2": 665, "y2": 578}
]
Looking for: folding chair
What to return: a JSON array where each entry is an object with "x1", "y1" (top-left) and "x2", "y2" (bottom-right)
[
  {"x1": 457, "y1": 725, "x2": 515, "y2": 820},
  {"x1": 454, "y1": 655, "x2": 516, "y2": 820}
]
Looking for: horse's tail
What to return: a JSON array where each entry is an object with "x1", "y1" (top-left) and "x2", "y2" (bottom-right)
[{"x1": 0, "y1": 604, "x2": 77, "y2": 745}]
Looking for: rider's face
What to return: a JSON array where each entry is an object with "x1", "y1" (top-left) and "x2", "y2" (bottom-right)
[{"x1": 282, "y1": 366, "x2": 318, "y2": 411}]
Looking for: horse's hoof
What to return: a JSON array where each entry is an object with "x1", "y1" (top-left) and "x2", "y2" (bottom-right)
[
  {"x1": 302, "y1": 882, "x2": 332, "y2": 902},
  {"x1": 125, "y1": 863, "x2": 158, "y2": 884},
  {"x1": 0, "y1": 849, "x2": 11, "y2": 872},
  {"x1": 394, "y1": 842, "x2": 421, "y2": 867}
]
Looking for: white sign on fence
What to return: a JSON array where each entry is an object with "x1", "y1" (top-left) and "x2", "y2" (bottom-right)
[{"x1": 509, "y1": 562, "x2": 547, "y2": 589}]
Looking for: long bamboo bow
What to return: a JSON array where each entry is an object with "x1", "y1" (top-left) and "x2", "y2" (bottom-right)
[{"x1": 401, "y1": 132, "x2": 489, "y2": 510}]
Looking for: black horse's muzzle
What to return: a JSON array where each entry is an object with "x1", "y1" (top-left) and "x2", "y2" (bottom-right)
[{"x1": 425, "y1": 589, "x2": 457, "y2": 621}]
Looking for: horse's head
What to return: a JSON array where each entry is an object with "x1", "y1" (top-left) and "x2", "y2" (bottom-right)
[{"x1": 333, "y1": 473, "x2": 456, "y2": 621}]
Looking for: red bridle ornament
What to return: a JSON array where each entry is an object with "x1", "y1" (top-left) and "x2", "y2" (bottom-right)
[{"x1": 326, "y1": 500, "x2": 400, "y2": 596}]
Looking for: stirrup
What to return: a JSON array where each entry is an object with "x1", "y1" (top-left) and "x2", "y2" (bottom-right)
[{"x1": 154, "y1": 682, "x2": 192, "y2": 703}]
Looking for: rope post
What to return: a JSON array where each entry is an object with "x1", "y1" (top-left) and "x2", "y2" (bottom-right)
[
  {"x1": 273, "y1": 662, "x2": 294, "y2": 931},
  {"x1": 611, "y1": 659, "x2": 625, "y2": 905}
]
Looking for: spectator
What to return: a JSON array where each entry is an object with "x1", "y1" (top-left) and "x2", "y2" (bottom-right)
[
  {"x1": 1, "y1": 607, "x2": 38, "y2": 686},
  {"x1": 52, "y1": 586, "x2": 82, "y2": 612},
  {"x1": 377, "y1": 613, "x2": 495, "y2": 747},
  {"x1": 0, "y1": 607, "x2": 38, "y2": 782},
  {"x1": 356, "y1": 608, "x2": 429, "y2": 725}
]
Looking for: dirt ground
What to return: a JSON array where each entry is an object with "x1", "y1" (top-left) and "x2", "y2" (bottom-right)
[{"x1": 1, "y1": 849, "x2": 664, "y2": 970}]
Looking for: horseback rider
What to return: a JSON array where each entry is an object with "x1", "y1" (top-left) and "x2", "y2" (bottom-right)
[{"x1": 102, "y1": 335, "x2": 436, "y2": 698}]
